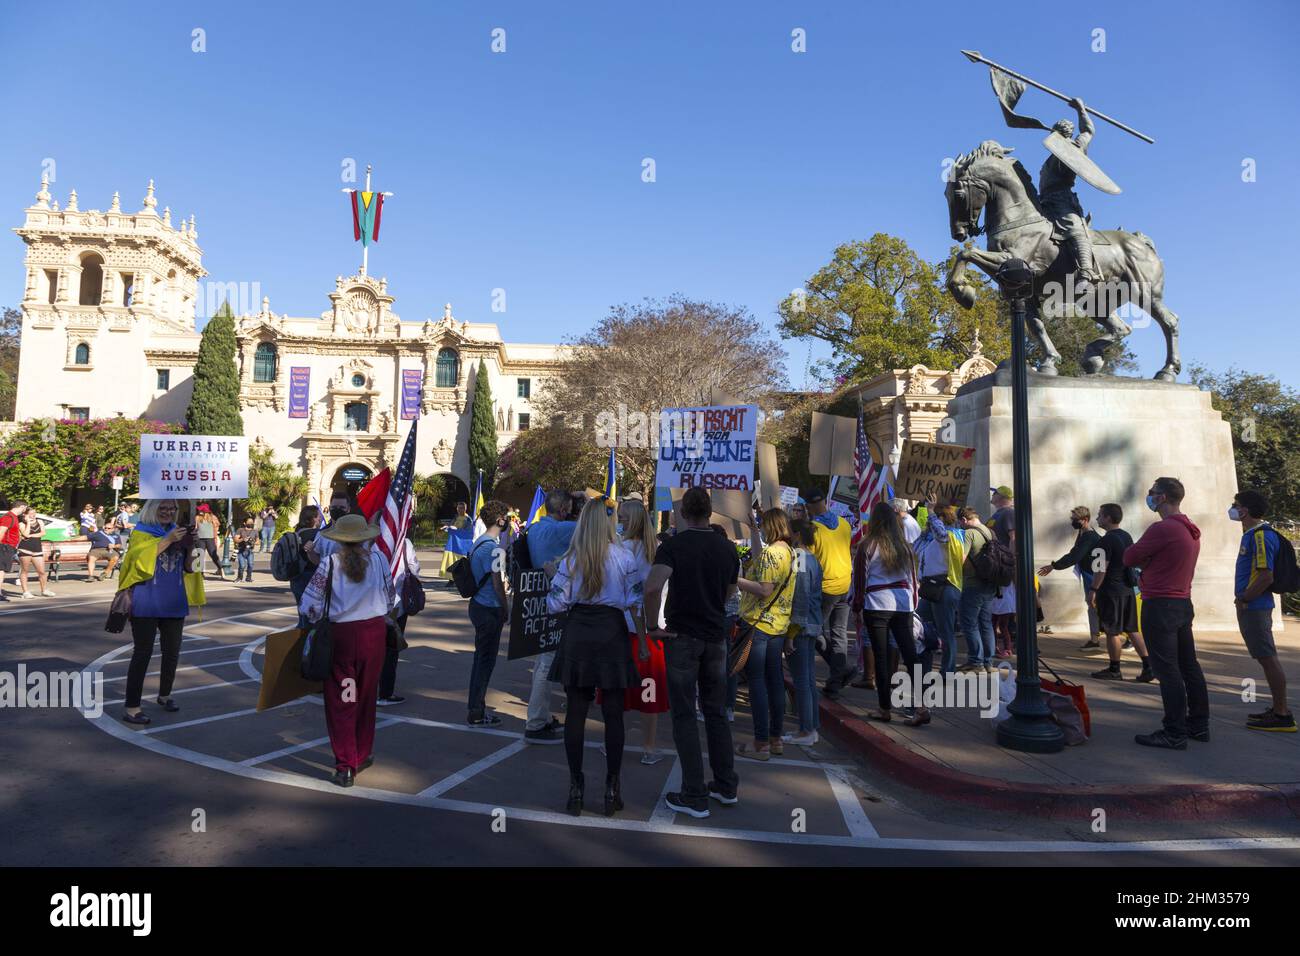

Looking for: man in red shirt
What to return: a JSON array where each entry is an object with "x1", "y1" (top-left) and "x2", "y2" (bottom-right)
[
  {"x1": 0, "y1": 500, "x2": 29, "y2": 602},
  {"x1": 1123, "y1": 476, "x2": 1207, "y2": 749}
]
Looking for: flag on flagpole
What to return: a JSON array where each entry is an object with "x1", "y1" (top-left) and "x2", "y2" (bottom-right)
[
  {"x1": 350, "y1": 190, "x2": 386, "y2": 246},
  {"x1": 527, "y1": 485, "x2": 546, "y2": 525},
  {"x1": 603, "y1": 448, "x2": 617, "y2": 501},
  {"x1": 355, "y1": 467, "x2": 392, "y2": 521},
  {"x1": 852, "y1": 413, "x2": 892, "y2": 550},
  {"x1": 376, "y1": 422, "x2": 418, "y2": 580},
  {"x1": 471, "y1": 471, "x2": 486, "y2": 538}
]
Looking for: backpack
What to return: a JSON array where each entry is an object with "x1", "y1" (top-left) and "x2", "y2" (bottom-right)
[
  {"x1": 969, "y1": 525, "x2": 1015, "y2": 588},
  {"x1": 450, "y1": 539, "x2": 496, "y2": 598},
  {"x1": 1265, "y1": 526, "x2": 1299, "y2": 594},
  {"x1": 270, "y1": 529, "x2": 304, "y2": 581},
  {"x1": 511, "y1": 527, "x2": 534, "y2": 572}
]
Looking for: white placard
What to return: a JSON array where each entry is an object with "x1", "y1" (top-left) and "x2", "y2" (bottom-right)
[
  {"x1": 779, "y1": 485, "x2": 799, "y2": 509},
  {"x1": 138, "y1": 434, "x2": 249, "y2": 499},
  {"x1": 654, "y1": 405, "x2": 757, "y2": 492},
  {"x1": 111, "y1": 475, "x2": 124, "y2": 491}
]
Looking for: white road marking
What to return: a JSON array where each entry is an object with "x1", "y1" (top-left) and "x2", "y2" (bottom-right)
[
  {"x1": 825, "y1": 767, "x2": 879, "y2": 839},
  {"x1": 104, "y1": 677, "x2": 259, "y2": 703},
  {"x1": 648, "y1": 759, "x2": 684, "y2": 825},
  {"x1": 418, "y1": 740, "x2": 528, "y2": 797},
  {"x1": 143, "y1": 705, "x2": 265, "y2": 734},
  {"x1": 0, "y1": 584, "x2": 241, "y2": 617},
  {"x1": 101, "y1": 659, "x2": 245, "y2": 684},
  {"x1": 78, "y1": 623, "x2": 1300, "y2": 856},
  {"x1": 239, "y1": 718, "x2": 400, "y2": 767},
  {"x1": 100, "y1": 637, "x2": 267, "y2": 665}
]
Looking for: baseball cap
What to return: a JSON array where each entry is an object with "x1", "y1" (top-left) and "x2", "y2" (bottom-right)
[
  {"x1": 991, "y1": 485, "x2": 1014, "y2": 500},
  {"x1": 801, "y1": 487, "x2": 827, "y2": 504}
]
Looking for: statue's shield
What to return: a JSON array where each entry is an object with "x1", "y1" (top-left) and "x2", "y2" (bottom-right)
[{"x1": 1042, "y1": 131, "x2": 1122, "y2": 195}]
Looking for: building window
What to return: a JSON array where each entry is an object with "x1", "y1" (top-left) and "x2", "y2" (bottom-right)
[
  {"x1": 344, "y1": 402, "x2": 369, "y2": 432},
  {"x1": 78, "y1": 254, "x2": 104, "y2": 306},
  {"x1": 351, "y1": 373, "x2": 365, "y2": 388},
  {"x1": 517, "y1": 378, "x2": 531, "y2": 399},
  {"x1": 68, "y1": 407, "x2": 90, "y2": 422},
  {"x1": 435, "y1": 348, "x2": 459, "y2": 388},
  {"x1": 518, "y1": 413, "x2": 531, "y2": 431},
  {"x1": 156, "y1": 369, "x2": 170, "y2": 391},
  {"x1": 74, "y1": 343, "x2": 91, "y2": 365},
  {"x1": 121, "y1": 273, "x2": 134, "y2": 307},
  {"x1": 44, "y1": 269, "x2": 59, "y2": 304},
  {"x1": 253, "y1": 343, "x2": 277, "y2": 382}
]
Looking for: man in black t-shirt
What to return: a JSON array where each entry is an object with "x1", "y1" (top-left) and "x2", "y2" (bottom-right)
[
  {"x1": 644, "y1": 487, "x2": 740, "y2": 819},
  {"x1": 1087, "y1": 503, "x2": 1152, "y2": 682},
  {"x1": 1038, "y1": 505, "x2": 1103, "y2": 648}
]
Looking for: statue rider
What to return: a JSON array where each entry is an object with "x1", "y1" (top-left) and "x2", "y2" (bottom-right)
[{"x1": 1039, "y1": 97, "x2": 1101, "y2": 290}]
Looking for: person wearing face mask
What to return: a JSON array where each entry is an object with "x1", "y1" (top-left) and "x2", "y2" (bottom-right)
[
  {"x1": 1087, "y1": 503, "x2": 1152, "y2": 683},
  {"x1": 1229, "y1": 490, "x2": 1295, "y2": 732},
  {"x1": 1123, "y1": 476, "x2": 1206, "y2": 749},
  {"x1": 465, "y1": 500, "x2": 513, "y2": 727},
  {"x1": 1038, "y1": 506, "x2": 1103, "y2": 650}
]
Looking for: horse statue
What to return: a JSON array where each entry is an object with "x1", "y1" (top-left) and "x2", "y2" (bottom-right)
[{"x1": 944, "y1": 141, "x2": 1181, "y2": 381}]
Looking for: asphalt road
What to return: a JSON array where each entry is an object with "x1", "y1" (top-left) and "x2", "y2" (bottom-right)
[{"x1": 3, "y1": 565, "x2": 1299, "y2": 867}]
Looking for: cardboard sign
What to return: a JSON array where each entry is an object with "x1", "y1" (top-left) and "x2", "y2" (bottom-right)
[
  {"x1": 654, "y1": 404, "x2": 757, "y2": 492},
  {"x1": 894, "y1": 440, "x2": 976, "y2": 505},
  {"x1": 508, "y1": 567, "x2": 566, "y2": 660},
  {"x1": 288, "y1": 367, "x2": 311, "y2": 419},
  {"x1": 756, "y1": 442, "x2": 780, "y2": 510},
  {"x1": 779, "y1": 485, "x2": 800, "y2": 509},
  {"x1": 139, "y1": 434, "x2": 249, "y2": 499},
  {"x1": 808, "y1": 412, "x2": 857, "y2": 476}
]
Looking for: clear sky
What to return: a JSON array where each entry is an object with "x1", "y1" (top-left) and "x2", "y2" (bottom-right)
[{"x1": 3, "y1": 1, "x2": 1297, "y2": 387}]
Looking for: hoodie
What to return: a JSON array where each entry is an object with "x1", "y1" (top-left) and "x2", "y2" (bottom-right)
[{"x1": 1123, "y1": 513, "x2": 1201, "y2": 600}]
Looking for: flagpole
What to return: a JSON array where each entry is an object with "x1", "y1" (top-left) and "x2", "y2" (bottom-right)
[{"x1": 361, "y1": 165, "x2": 371, "y2": 276}]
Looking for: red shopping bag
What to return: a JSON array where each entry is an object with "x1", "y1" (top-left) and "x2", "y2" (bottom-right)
[{"x1": 1039, "y1": 657, "x2": 1091, "y2": 738}]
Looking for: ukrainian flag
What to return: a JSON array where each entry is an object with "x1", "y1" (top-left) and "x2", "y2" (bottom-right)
[
  {"x1": 527, "y1": 485, "x2": 547, "y2": 525},
  {"x1": 603, "y1": 448, "x2": 617, "y2": 501},
  {"x1": 471, "y1": 472, "x2": 486, "y2": 538}
]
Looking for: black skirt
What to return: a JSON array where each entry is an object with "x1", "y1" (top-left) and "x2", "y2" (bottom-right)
[{"x1": 548, "y1": 604, "x2": 638, "y2": 691}]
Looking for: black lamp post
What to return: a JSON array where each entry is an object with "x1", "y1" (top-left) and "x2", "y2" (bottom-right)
[{"x1": 992, "y1": 258, "x2": 1064, "y2": 754}]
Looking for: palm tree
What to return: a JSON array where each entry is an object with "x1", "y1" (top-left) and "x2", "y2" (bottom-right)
[
  {"x1": 240, "y1": 447, "x2": 311, "y2": 538},
  {"x1": 410, "y1": 473, "x2": 447, "y2": 543}
]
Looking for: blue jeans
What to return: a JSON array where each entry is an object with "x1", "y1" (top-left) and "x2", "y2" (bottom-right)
[
  {"x1": 959, "y1": 578, "x2": 996, "y2": 666},
  {"x1": 237, "y1": 551, "x2": 254, "y2": 575},
  {"x1": 919, "y1": 584, "x2": 962, "y2": 674},
  {"x1": 744, "y1": 631, "x2": 786, "y2": 742},
  {"x1": 260, "y1": 526, "x2": 274, "y2": 551},
  {"x1": 467, "y1": 600, "x2": 506, "y2": 720},
  {"x1": 790, "y1": 634, "x2": 820, "y2": 733}
]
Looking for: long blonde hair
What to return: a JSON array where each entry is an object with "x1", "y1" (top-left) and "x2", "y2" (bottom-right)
[
  {"x1": 620, "y1": 498, "x2": 656, "y2": 565},
  {"x1": 562, "y1": 497, "x2": 617, "y2": 601}
]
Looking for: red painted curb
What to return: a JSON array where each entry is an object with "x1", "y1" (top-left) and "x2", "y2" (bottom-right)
[{"x1": 792, "y1": 679, "x2": 1300, "y2": 822}]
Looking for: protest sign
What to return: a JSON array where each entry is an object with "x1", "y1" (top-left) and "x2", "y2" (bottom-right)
[
  {"x1": 139, "y1": 434, "x2": 249, "y2": 498},
  {"x1": 756, "y1": 442, "x2": 780, "y2": 510},
  {"x1": 654, "y1": 404, "x2": 757, "y2": 492},
  {"x1": 808, "y1": 412, "x2": 857, "y2": 476},
  {"x1": 779, "y1": 485, "x2": 799, "y2": 509},
  {"x1": 508, "y1": 568, "x2": 566, "y2": 660},
  {"x1": 894, "y1": 439, "x2": 976, "y2": 505},
  {"x1": 288, "y1": 367, "x2": 311, "y2": 419}
]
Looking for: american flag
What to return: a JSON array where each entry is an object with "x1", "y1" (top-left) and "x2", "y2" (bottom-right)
[
  {"x1": 376, "y1": 419, "x2": 418, "y2": 579},
  {"x1": 852, "y1": 412, "x2": 891, "y2": 549}
]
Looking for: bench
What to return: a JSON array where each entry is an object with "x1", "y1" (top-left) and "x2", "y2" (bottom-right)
[{"x1": 46, "y1": 537, "x2": 123, "y2": 582}]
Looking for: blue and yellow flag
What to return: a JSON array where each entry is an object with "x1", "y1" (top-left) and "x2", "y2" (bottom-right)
[
  {"x1": 603, "y1": 448, "x2": 617, "y2": 501},
  {"x1": 350, "y1": 190, "x2": 385, "y2": 246},
  {"x1": 527, "y1": 485, "x2": 547, "y2": 525}
]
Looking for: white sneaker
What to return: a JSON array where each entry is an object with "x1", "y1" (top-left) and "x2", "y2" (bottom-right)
[
  {"x1": 783, "y1": 731, "x2": 818, "y2": 745},
  {"x1": 40, "y1": 590, "x2": 56, "y2": 597},
  {"x1": 19, "y1": 591, "x2": 35, "y2": 600},
  {"x1": 640, "y1": 750, "x2": 665, "y2": 765},
  {"x1": 725, "y1": 708, "x2": 735, "y2": 723}
]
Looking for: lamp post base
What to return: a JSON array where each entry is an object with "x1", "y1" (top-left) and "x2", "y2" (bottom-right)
[{"x1": 996, "y1": 713, "x2": 1065, "y2": 753}]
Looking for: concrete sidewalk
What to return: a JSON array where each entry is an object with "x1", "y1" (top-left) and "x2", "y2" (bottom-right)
[{"x1": 817, "y1": 623, "x2": 1300, "y2": 819}]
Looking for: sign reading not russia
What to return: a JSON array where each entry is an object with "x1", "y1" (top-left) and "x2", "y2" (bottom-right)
[
  {"x1": 654, "y1": 405, "x2": 757, "y2": 492},
  {"x1": 138, "y1": 435, "x2": 249, "y2": 499}
]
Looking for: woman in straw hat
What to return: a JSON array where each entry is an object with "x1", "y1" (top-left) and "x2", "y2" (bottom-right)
[
  {"x1": 547, "y1": 496, "x2": 649, "y2": 817},
  {"x1": 299, "y1": 512, "x2": 399, "y2": 787}
]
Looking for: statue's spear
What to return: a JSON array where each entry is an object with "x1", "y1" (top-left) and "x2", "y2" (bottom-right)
[{"x1": 961, "y1": 50, "x2": 1155, "y2": 144}]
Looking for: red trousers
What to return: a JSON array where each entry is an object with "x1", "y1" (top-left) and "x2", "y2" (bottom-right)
[{"x1": 323, "y1": 616, "x2": 386, "y2": 772}]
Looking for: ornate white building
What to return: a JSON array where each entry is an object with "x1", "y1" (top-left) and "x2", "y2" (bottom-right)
[{"x1": 10, "y1": 177, "x2": 566, "y2": 504}]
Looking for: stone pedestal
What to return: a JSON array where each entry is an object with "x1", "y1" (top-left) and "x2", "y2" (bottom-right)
[{"x1": 948, "y1": 369, "x2": 1243, "y2": 632}]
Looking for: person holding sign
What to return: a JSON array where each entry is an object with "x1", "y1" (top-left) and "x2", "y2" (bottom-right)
[
  {"x1": 546, "y1": 497, "x2": 649, "y2": 817},
  {"x1": 118, "y1": 499, "x2": 206, "y2": 725}
]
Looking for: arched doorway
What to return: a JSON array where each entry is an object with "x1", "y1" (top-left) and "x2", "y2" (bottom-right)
[
  {"x1": 437, "y1": 473, "x2": 471, "y2": 519},
  {"x1": 331, "y1": 462, "x2": 373, "y2": 503}
]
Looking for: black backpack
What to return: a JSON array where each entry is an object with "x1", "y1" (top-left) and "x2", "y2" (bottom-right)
[
  {"x1": 270, "y1": 529, "x2": 303, "y2": 581},
  {"x1": 511, "y1": 528, "x2": 534, "y2": 572},
  {"x1": 1265, "y1": 526, "x2": 1299, "y2": 594},
  {"x1": 450, "y1": 539, "x2": 497, "y2": 598},
  {"x1": 969, "y1": 526, "x2": 1015, "y2": 588}
]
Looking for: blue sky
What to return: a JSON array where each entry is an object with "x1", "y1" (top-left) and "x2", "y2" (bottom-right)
[{"x1": 3, "y1": 0, "x2": 1297, "y2": 387}]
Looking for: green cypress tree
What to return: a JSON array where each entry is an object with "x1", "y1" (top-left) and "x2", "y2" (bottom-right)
[
  {"x1": 186, "y1": 301, "x2": 246, "y2": 436},
  {"x1": 468, "y1": 358, "x2": 498, "y2": 493}
]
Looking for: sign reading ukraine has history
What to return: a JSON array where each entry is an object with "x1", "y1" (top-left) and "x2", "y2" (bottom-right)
[
  {"x1": 400, "y1": 368, "x2": 422, "y2": 420},
  {"x1": 654, "y1": 404, "x2": 757, "y2": 492},
  {"x1": 289, "y1": 367, "x2": 311, "y2": 419},
  {"x1": 138, "y1": 435, "x2": 249, "y2": 499}
]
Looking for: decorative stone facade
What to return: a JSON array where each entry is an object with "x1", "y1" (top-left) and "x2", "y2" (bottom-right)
[{"x1": 10, "y1": 177, "x2": 568, "y2": 503}]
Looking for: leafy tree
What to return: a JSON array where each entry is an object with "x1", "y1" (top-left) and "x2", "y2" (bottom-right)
[
  {"x1": 497, "y1": 422, "x2": 603, "y2": 496},
  {"x1": 408, "y1": 472, "x2": 448, "y2": 543},
  {"x1": 186, "y1": 301, "x2": 245, "y2": 437},
  {"x1": 1189, "y1": 365, "x2": 1300, "y2": 522},
  {"x1": 238, "y1": 444, "x2": 310, "y2": 537},
  {"x1": 533, "y1": 295, "x2": 787, "y2": 493},
  {"x1": 1031, "y1": 312, "x2": 1138, "y2": 377},
  {"x1": 468, "y1": 359, "x2": 498, "y2": 494},
  {"x1": 0, "y1": 306, "x2": 20, "y2": 420}
]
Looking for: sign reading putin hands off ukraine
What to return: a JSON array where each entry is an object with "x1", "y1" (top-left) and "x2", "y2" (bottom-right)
[
  {"x1": 138, "y1": 435, "x2": 249, "y2": 499},
  {"x1": 654, "y1": 405, "x2": 757, "y2": 492}
]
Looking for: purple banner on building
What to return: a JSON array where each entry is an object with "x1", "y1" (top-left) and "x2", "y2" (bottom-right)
[
  {"x1": 401, "y1": 368, "x2": 422, "y2": 420},
  {"x1": 289, "y1": 367, "x2": 311, "y2": 419}
]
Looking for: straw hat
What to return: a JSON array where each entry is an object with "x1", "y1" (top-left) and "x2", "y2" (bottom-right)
[{"x1": 321, "y1": 513, "x2": 381, "y2": 543}]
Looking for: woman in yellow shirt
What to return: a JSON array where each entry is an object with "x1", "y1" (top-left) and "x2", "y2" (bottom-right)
[{"x1": 736, "y1": 508, "x2": 798, "y2": 761}]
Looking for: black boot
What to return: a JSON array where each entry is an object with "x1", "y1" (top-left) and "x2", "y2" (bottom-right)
[
  {"x1": 566, "y1": 772, "x2": 584, "y2": 816},
  {"x1": 604, "y1": 773, "x2": 623, "y2": 816}
]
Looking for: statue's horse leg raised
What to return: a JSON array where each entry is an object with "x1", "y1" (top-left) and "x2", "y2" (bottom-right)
[{"x1": 948, "y1": 244, "x2": 1064, "y2": 375}]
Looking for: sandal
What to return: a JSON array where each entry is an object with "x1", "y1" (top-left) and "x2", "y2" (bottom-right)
[
  {"x1": 122, "y1": 711, "x2": 152, "y2": 726},
  {"x1": 155, "y1": 697, "x2": 180, "y2": 712},
  {"x1": 866, "y1": 709, "x2": 892, "y2": 722},
  {"x1": 769, "y1": 740, "x2": 784, "y2": 756},
  {"x1": 735, "y1": 742, "x2": 770, "y2": 761}
]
